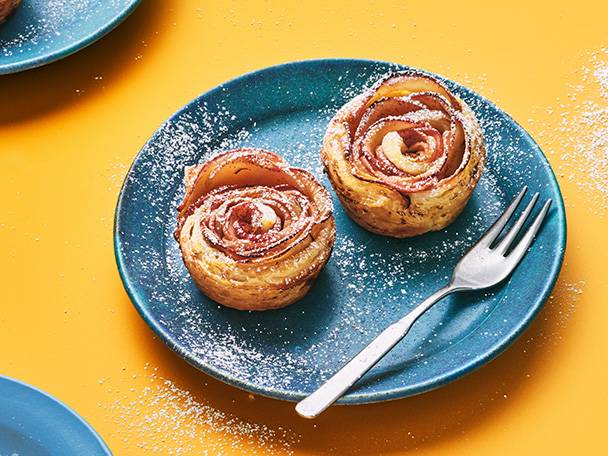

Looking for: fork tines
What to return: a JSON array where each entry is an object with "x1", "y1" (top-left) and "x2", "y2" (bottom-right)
[{"x1": 481, "y1": 186, "x2": 552, "y2": 260}]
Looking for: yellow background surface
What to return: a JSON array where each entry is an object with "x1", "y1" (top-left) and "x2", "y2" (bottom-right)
[{"x1": 1, "y1": 0, "x2": 607, "y2": 454}]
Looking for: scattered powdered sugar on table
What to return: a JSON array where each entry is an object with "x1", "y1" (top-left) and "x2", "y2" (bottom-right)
[
  {"x1": 0, "y1": 0, "x2": 132, "y2": 58},
  {"x1": 100, "y1": 366, "x2": 298, "y2": 455},
  {"x1": 536, "y1": 279, "x2": 585, "y2": 347},
  {"x1": 529, "y1": 48, "x2": 608, "y2": 214},
  {"x1": 558, "y1": 49, "x2": 608, "y2": 213},
  {"x1": 519, "y1": 278, "x2": 585, "y2": 357}
]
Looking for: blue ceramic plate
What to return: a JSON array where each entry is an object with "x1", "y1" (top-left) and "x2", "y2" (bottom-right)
[
  {"x1": 115, "y1": 59, "x2": 566, "y2": 404},
  {"x1": 0, "y1": 0, "x2": 141, "y2": 74},
  {"x1": 0, "y1": 376, "x2": 111, "y2": 455}
]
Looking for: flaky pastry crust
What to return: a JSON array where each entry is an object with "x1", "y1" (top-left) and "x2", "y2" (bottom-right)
[
  {"x1": 176, "y1": 149, "x2": 335, "y2": 310},
  {"x1": 321, "y1": 71, "x2": 486, "y2": 237}
]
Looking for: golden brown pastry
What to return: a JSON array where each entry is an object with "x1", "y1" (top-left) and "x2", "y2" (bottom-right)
[
  {"x1": 0, "y1": 0, "x2": 20, "y2": 24},
  {"x1": 176, "y1": 149, "x2": 336, "y2": 311},
  {"x1": 321, "y1": 71, "x2": 486, "y2": 238}
]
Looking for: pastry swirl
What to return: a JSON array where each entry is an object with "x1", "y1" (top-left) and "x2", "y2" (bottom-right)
[
  {"x1": 176, "y1": 149, "x2": 335, "y2": 310},
  {"x1": 321, "y1": 71, "x2": 486, "y2": 237}
]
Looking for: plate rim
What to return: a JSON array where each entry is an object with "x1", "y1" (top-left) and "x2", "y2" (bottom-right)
[
  {"x1": 0, "y1": 0, "x2": 142, "y2": 75},
  {"x1": 114, "y1": 58, "x2": 567, "y2": 404},
  {"x1": 0, "y1": 375, "x2": 112, "y2": 454}
]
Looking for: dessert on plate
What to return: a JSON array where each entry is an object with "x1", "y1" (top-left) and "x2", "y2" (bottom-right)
[
  {"x1": 321, "y1": 71, "x2": 486, "y2": 238},
  {"x1": 0, "y1": 0, "x2": 20, "y2": 24},
  {"x1": 175, "y1": 148, "x2": 335, "y2": 310}
]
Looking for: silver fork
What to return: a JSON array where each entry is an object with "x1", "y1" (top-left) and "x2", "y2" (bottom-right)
[{"x1": 296, "y1": 186, "x2": 551, "y2": 418}]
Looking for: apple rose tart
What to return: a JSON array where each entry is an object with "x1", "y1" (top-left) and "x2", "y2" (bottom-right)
[
  {"x1": 176, "y1": 149, "x2": 336, "y2": 311},
  {"x1": 0, "y1": 0, "x2": 20, "y2": 23},
  {"x1": 321, "y1": 71, "x2": 486, "y2": 238}
]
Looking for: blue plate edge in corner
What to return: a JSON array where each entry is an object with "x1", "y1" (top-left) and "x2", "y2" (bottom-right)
[
  {"x1": 0, "y1": 0, "x2": 142, "y2": 75},
  {"x1": 113, "y1": 58, "x2": 567, "y2": 405},
  {"x1": 0, "y1": 375, "x2": 112, "y2": 454}
]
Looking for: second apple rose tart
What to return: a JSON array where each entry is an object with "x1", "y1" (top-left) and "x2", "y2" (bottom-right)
[
  {"x1": 175, "y1": 149, "x2": 336, "y2": 311},
  {"x1": 321, "y1": 71, "x2": 486, "y2": 238}
]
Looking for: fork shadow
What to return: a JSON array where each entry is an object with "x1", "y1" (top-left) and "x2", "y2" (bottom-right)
[
  {"x1": 119, "y1": 265, "x2": 578, "y2": 454},
  {"x1": 0, "y1": 0, "x2": 168, "y2": 124}
]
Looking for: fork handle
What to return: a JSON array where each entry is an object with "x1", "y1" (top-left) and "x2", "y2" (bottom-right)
[{"x1": 295, "y1": 284, "x2": 456, "y2": 418}]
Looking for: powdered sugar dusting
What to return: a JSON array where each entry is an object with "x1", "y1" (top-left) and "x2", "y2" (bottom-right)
[
  {"x1": 100, "y1": 366, "x2": 298, "y2": 455},
  {"x1": 0, "y1": 0, "x2": 134, "y2": 59},
  {"x1": 543, "y1": 280, "x2": 584, "y2": 343},
  {"x1": 529, "y1": 48, "x2": 608, "y2": 214},
  {"x1": 522, "y1": 279, "x2": 585, "y2": 352}
]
